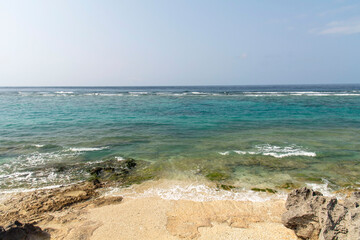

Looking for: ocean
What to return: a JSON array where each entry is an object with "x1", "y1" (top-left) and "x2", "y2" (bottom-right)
[{"x1": 1, "y1": 85, "x2": 360, "y2": 195}]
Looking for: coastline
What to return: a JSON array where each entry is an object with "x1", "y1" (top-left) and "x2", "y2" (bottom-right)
[{"x1": 0, "y1": 179, "x2": 298, "y2": 240}]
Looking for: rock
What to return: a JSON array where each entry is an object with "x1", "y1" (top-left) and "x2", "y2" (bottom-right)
[
  {"x1": 88, "y1": 158, "x2": 138, "y2": 182},
  {"x1": 92, "y1": 196, "x2": 123, "y2": 207},
  {"x1": 125, "y1": 158, "x2": 137, "y2": 169},
  {"x1": 0, "y1": 221, "x2": 50, "y2": 240},
  {"x1": 0, "y1": 182, "x2": 99, "y2": 225},
  {"x1": 282, "y1": 187, "x2": 360, "y2": 240}
]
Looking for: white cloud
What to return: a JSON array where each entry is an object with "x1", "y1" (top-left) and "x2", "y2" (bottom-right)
[{"x1": 313, "y1": 18, "x2": 360, "y2": 35}]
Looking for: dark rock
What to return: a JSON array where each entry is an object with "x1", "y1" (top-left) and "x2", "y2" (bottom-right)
[
  {"x1": 88, "y1": 158, "x2": 138, "y2": 182},
  {"x1": 125, "y1": 159, "x2": 137, "y2": 169},
  {"x1": 0, "y1": 222, "x2": 50, "y2": 240},
  {"x1": 92, "y1": 178, "x2": 101, "y2": 186},
  {"x1": 14, "y1": 221, "x2": 22, "y2": 227},
  {"x1": 0, "y1": 228, "x2": 27, "y2": 240},
  {"x1": 282, "y1": 187, "x2": 360, "y2": 240},
  {"x1": 90, "y1": 167, "x2": 103, "y2": 176}
]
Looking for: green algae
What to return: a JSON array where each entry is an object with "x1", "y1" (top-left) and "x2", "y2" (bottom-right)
[
  {"x1": 251, "y1": 188, "x2": 266, "y2": 192},
  {"x1": 218, "y1": 184, "x2": 236, "y2": 191},
  {"x1": 206, "y1": 172, "x2": 230, "y2": 181},
  {"x1": 251, "y1": 188, "x2": 277, "y2": 194}
]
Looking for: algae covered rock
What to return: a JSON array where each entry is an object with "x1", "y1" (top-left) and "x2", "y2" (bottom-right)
[{"x1": 88, "y1": 158, "x2": 138, "y2": 182}]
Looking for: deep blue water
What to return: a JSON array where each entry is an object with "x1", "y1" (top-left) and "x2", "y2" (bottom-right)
[{"x1": 1, "y1": 85, "x2": 360, "y2": 191}]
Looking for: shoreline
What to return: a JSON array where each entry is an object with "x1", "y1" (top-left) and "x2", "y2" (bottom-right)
[
  {"x1": 0, "y1": 179, "x2": 299, "y2": 239},
  {"x1": 1, "y1": 178, "x2": 359, "y2": 239},
  {"x1": 0, "y1": 175, "x2": 348, "y2": 203}
]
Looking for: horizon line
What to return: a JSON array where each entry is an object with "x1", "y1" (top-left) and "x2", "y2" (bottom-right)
[{"x1": 1, "y1": 83, "x2": 360, "y2": 88}]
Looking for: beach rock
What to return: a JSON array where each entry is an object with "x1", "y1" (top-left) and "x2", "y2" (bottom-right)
[
  {"x1": 0, "y1": 221, "x2": 50, "y2": 240},
  {"x1": 0, "y1": 181, "x2": 99, "y2": 225},
  {"x1": 282, "y1": 187, "x2": 360, "y2": 240},
  {"x1": 92, "y1": 196, "x2": 123, "y2": 207}
]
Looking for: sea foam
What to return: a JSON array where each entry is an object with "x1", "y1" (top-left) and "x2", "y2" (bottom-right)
[
  {"x1": 68, "y1": 147, "x2": 108, "y2": 152},
  {"x1": 107, "y1": 182, "x2": 286, "y2": 202},
  {"x1": 220, "y1": 144, "x2": 316, "y2": 158}
]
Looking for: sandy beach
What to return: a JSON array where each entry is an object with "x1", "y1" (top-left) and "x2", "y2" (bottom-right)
[
  {"x1": 0, "y1": 179, "x2": 299, "y2": 240},
  {"x1": 86, "y1": 197, "x2": 298, "y2": 240}
]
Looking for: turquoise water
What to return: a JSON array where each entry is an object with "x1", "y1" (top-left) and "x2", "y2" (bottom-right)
[{"x1": 1, "y1": 85, "x2": 360, "y2": 191}]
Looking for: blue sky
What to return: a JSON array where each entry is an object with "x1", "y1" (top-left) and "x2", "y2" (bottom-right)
[{"x1": 0, "y1": 0, "x2": 359, "y2": 86}]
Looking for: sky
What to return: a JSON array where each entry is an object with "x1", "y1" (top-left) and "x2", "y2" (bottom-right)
[{"x1": 0, "y1": 0, "x2": 359, "y2": 86}]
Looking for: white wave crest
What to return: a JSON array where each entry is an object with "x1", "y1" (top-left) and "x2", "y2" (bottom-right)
[
  {"x1": 33, "y1": 144, "x2": 44, "y2": 148},
  {"x1": 129, "y1": 92, "x2": 148, "y2": 95},
  {"x1": 55, "y1": 91, "x2": 74, "y2": 94},
  {"x1": 68, "y1": 147, "x2": 108, "y2": 152},
  {"x1": 218, "y1": 151, "x2": 230, "y2": 155},
  {"x1": 84, "y1": 93, "x2": 124, "y2": 96},
  {"x1": 242, "y1": 91, "x2": 360, "y2": 97},
  {"x1": 257, "y1": 144, "x2": 316, "y2": 158},
  {"x1": 306, "y1": 179, "x2": 338, "y2": 197},
  {"x1": 115, "y1": 156, "x2": 125, "y2": 161},
  {"x1": 243, "y1": 94, "x2": 286, "y2": 97},
  {"x1": 220, "y1": 144, "x2": 316, "y2": 158}
]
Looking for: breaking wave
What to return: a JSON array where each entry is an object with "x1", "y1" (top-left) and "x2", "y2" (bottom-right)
[{"x1": 219, "y1": 144, "x2": 316, "y2": 158}]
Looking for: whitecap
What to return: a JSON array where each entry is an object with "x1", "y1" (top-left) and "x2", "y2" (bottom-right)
[
  {"x1": 234, "y1": 150, "x2": 256, "y2": 155},
  {"x1": 129, "y1": 92, "x2": 148, "y2": 95},
  {"x1": 68, "y1": 147, "x2": 108, "y2": 152},
  {"x1": 115, "y1": 156, "x2": 125, "y2": 161},
  {"x1": 99, "y1": 93, "x2": 123, "y2": 96},
  {"x1": 243, "y1": 94, "x2": 286, "y2": 97},
  {"x1": 55, "y1": 91, "x2": 74, "y2": 94},
  {"x1": 221, "y1": 144, "x2": 316, "y2": 158},
  {"x1": 33, "y1": 144, "x2": 44, "y2": 148},
  {"x1": 256, "y1": 144, "x2": 316, "y2": 158},
  {"x1": 84, "y1": 93, "x2": 124, "y2": 96},
  {"x1": 218, "y1": 151, "x2": 230, "y2": 155}
]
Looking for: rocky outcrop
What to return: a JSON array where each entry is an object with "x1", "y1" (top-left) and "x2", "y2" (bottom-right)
[
  {"x1": 0, "y1": 181, "x2": 100, "y2": 224},
  {"x1": 0, "y1": 181, "x2": 122, "y2": 226},
  {"x1": 0, "y1": 221, "x2": 50, "y2": 240},
  {"x1": 0, "y1": 158, "x2": 140, "y2": 226},
  {"x1": 282, "y1": 187, "x2": 360, "y2": 240},
  {"x1": 0, "y1": 181, "x2": 123, "y2": 240}
]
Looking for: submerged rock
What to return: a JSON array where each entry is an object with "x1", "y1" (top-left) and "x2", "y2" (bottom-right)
[
  {"x1": 282, "y1": 187, "x2": 360, "y2": 240},
  {"x1": 88, "y1": 158, "x2": 138, "y2": 182}
]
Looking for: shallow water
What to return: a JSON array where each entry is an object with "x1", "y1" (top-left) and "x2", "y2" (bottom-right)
[{"x1": 0, "y1": 85, "x2": 360, "y2": 193}]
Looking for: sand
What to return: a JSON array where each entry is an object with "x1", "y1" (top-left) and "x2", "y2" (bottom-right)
[
  {"x1": 87, "y1": 197, "x2": 298, "y2": 240},
  {"x1": 0, "y1": 180, "x2": 299, "y2": 240}
]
